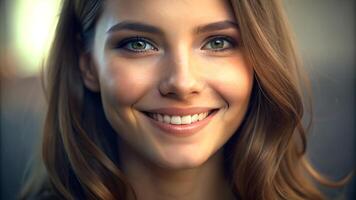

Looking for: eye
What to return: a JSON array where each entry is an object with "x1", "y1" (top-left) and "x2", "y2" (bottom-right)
[
  {"x1": 116, "y1": 37, "x2": 158, "y2": 53},
  {"x1": 202, "y1": 36, "x2": 236, "y2": 52}
]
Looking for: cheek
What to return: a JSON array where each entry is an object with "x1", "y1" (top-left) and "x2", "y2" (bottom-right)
[
  {"x1": 98, "y1": 58, "x2": 157, "y2": 105},
  {"x1": 204, "y1": 55, "x2": 254, "y2": 104}
]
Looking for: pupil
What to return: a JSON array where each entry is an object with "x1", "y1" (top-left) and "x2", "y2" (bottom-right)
[
  {"x1": 212, "y1": 39, "x2": 224, "y2": 48},
  {"x1": 132, "y1": 41, "x2": 146, "y2": 49}
]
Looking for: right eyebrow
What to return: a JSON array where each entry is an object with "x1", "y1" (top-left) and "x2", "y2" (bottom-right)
[
  {"x1": 106, "y1": 20, "x2": 164, "y2": 35},
  {"x1": 196, "y1": 20, "x2": 239, "y2": 34}
]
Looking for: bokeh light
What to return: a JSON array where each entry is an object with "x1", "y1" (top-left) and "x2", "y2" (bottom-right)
[{"x1": 10, "y1": 0, "x2": 61, "y2": 76}]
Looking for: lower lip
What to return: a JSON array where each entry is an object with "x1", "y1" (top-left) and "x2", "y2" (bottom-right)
[{"x1": 144, "y1": 110, "x2": 218, "y2": 137}]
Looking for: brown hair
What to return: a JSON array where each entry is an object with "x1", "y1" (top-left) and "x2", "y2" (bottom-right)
[{"x1": 19, "y1": 0, "x2": 348, "y2": 199}]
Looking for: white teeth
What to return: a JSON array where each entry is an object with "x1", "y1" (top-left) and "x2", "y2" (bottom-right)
[
  {"x1": 150, "y1": 112, "x2": 210, "y2": 125},
  {"x1": 157, "y1": 114, "x2": 163, "y2": 122},
  {"x1": 163, "y1": 115, "x2": 171, "y2": 123},
  {"x1": 191, "y1": 114, "x2": 198, "y2": 123},
  {"x1": 198, "y1": 113, "x2": 205, "y2": 121},
  {"x1": 170, "y1": 116, "x2": 181, "y2": 125},
  {"x1": 181, "y1": 115, "x2": 191, "y2": 124}
]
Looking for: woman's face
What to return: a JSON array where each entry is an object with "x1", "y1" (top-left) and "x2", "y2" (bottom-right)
[{"x1": 87, "y1": 0, "x2": 254, "y2": 169}]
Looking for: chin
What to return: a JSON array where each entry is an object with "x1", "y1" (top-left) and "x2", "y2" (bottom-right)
[{"x1": 154, "y1": 150, "x2": 212, "y2": 170}]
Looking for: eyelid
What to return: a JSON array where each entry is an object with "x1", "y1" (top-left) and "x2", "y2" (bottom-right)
[
  {"x1": 115, "y1": 36, "x2": 159, "y2": 52},
  {"x1": 110, "y1": 35, "x2": 238, "y2": 54},
  {"x1": 201, "y1": 35, "x2": 237, "y2": 51}
]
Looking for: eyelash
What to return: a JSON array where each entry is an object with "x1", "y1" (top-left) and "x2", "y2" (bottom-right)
[
  {"x1": 115, "y1": 36, "x2": 158, "y2": 54},
  {"x1": 202, "y1": 36, "x2": 237, "y2": 52},
  {"x1": 114, "y1": 35, "x2": 238, "y2": 54}
]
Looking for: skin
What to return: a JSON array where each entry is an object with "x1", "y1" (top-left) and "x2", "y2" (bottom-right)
[{"x1": 80, "y1": 0, "x2": 254, "y2": 199}]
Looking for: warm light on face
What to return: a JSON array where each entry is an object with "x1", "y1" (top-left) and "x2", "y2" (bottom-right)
[
  {"x1": 88, "y1": 0, "x2": 254, "y2": 170},
  {"x1": 11, "y1": 0, "x2": 60, "y2": 76}
]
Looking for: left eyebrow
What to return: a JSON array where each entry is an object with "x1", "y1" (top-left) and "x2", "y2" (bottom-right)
[
  {"x1": 106, "y1": 20, "x2": 164, "y2": 35},
  {"x1": 196, "y1": 20, "x2": 239, "y2": 34}
]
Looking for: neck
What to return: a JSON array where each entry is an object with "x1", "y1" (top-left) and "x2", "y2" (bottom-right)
[{"x1": 118, "y1": 145, "x2": 233, "y2": 200}]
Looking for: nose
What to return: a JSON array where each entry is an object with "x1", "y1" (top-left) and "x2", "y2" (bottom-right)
[{"x1": 158, "y1": 51, "x2": 204, "y2": 100}]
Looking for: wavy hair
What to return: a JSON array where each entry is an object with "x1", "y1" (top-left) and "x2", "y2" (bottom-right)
[{"x1": 19, "y1": 0, "x2": 346, "y2": 199}]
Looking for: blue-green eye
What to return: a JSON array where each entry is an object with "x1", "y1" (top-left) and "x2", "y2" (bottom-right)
[
  {"x1": 117, "y1": 37, "x2": 158, "y2": 52},
  {"x1": 202, "y1": 36, "x2": 236, "y2": 51}
]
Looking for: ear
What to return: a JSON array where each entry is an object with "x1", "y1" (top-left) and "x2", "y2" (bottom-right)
[{"x1": 79, "y1": 53, "x2": 100, "y2": 92}]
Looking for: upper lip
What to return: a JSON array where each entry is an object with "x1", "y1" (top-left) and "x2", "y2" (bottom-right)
[{"x1": 142, "y1": 107, "x2": 219, "y2": 116}]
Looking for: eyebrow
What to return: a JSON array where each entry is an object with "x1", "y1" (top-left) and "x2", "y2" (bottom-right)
[
  {"x1": 106, "y1": 20, "x2": 238, "y2": 35},
  {"x1": 196, "y1": 20, "x2": 239, "y2": 34},
  {"x1": 106, "y1": 21, "x2": 163, "y2": 34}
]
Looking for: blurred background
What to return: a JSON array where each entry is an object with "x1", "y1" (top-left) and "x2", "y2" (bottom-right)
[{"x1": 0, "y1": 0, "x2": 355, "y2": 199}]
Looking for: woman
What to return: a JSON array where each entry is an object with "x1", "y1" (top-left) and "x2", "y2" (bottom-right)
[{"x1": 20, "y1": 0, "x2": 336, "y2": 199}]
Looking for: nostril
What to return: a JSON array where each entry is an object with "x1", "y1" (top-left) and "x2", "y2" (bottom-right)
[{"x1": 158, "y1": 73, "x2": 204, "y2": 99}]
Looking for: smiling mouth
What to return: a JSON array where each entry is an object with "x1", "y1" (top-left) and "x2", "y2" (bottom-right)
[{"x1": 142, "y1": 109, "x2": 219, "y2": 125}]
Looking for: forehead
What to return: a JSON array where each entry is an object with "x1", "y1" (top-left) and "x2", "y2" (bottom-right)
[{"x1": 102, "y1": 0, "x2": 236, "y2": 27}]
